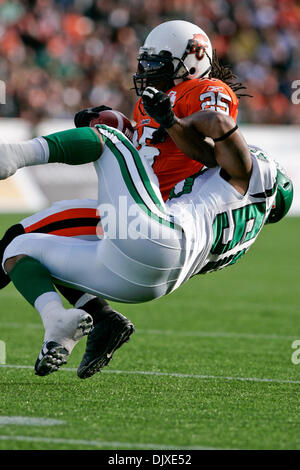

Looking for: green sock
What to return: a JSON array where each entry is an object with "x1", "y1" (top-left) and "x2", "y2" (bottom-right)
[
  {"x1": 8, "y1": 256, "x2": 56, "y2": 306},
  {"x1": 44, "y1": 127, "x2": 101, "y2": 165}
]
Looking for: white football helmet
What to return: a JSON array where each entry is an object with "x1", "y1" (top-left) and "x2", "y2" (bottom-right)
[
  {"x1": 249, "y1": 145, "x2": 294, "y2": 224},
  {"x1": 133, "y1": 20, "x2": 213, "y2": 95}
]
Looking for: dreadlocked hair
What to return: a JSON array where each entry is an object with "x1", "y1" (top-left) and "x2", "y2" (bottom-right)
[{"x1": 209, "y1": 49, "x2": 252, "y2": 99}]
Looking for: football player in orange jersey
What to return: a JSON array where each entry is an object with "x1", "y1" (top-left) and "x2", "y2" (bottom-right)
[
  {"x1": 132, "y1": 20, "x2": 239, "y2": 201},
  {"x1": 0, "y1": 20, "x2": 250, "y2": 378}
]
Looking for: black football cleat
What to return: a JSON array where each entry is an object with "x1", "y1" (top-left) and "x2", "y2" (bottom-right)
[
  {"x1": 35, "y1": 341, "x2": 69, "y2": 376},
  {"x1": 77, "y1": 310, "x2": 134, "y2": 379}
]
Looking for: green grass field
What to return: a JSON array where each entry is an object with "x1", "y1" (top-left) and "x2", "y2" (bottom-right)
[{"x1": 0, "y1": 213, "x2": 299, "y2": 450}]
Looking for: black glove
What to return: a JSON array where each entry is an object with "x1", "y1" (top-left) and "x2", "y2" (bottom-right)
[
  {"x1": 150, "y1": 126, "x2": 167, "y2": 144},
  {"x1": 142, "y1": 87, "x2": 176, "y2": 128},
  {"x1": 74, "y1": 105, "x2": 112, "y2": 128}
]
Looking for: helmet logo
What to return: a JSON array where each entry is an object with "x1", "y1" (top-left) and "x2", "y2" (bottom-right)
[{"x1": 188, "y1": 33, "x2": 209, "y2": 61}]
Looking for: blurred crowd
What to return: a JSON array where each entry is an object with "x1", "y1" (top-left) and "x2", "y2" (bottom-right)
[{"x1": 0, "y1": 0, "x2": 299, "y2": 124}]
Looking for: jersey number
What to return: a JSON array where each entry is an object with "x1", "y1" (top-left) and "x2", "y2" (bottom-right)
[
  {"x1": 200, "y1": 91, "x2": 232, "y2": 115},
  {"x1": 200, "y1": 202, "x2": 266, "y2": 273},
  {"x1": 211, "y1": 202, "x2": 266, "y2": 254}
]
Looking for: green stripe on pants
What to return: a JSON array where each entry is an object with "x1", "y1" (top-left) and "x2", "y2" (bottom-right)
[{"x1": 96, "y1": 125, "x2": 179, "y2": 230}]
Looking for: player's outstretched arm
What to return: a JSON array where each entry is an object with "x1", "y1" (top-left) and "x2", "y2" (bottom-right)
[{"x1": 0, "y1": 127, "x2": 102, "y2": 180}]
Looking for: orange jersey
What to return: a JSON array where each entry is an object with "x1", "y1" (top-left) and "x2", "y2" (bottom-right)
[{"x1": 133, "y1": 78, "x2": 239, "y2": 201}]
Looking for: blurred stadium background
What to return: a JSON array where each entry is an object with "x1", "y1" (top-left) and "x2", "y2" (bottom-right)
[{"x1": 0, "y1": 0, "x2": 299, "y2": 212}]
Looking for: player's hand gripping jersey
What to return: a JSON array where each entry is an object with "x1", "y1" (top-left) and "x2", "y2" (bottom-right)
[{"x1": 133, "y1": 78, "x2": 239, "y2": 201}]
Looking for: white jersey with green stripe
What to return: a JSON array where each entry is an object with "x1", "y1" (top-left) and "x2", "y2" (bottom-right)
[{"x1": 167, "y1": 148, "x2": 278, "y2": 287}]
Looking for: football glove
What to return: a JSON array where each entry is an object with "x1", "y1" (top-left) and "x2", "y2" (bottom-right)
[
  {"x1": 74, "y1": 105, "x2": 112, "y2": 128},
  {"x1": 142, "y1": 87, "x2": 176, "y2": 129},
  {"x1": 150, "y1": 126, "x2": 167, "y2": 144}
]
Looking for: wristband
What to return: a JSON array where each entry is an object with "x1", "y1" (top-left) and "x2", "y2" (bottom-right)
[{"x1": 213, "y1": 124, "x2": 238, "y2": 142}]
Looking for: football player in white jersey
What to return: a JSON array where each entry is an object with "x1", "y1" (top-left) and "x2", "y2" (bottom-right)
[{"x1": 0, "y1": 88, "x2": 293, "y2": 378}]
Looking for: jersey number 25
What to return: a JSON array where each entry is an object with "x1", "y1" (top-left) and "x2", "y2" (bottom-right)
[{"x1": 200, "y1": 91, "x2": 232, "y2": 115}]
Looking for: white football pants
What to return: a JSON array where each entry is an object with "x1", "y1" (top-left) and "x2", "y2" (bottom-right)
[{"x1": 3, "y1": 126, "x2": 187, "y2": 303}]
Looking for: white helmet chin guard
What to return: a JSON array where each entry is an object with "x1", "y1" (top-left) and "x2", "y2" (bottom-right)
[{"x1": 133, "y1": 20, "x2": 213, "y2": 95}]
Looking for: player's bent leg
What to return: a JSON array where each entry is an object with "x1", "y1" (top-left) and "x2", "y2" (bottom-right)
[
  {"x1": 0, "y1": 199, "x2": 116, "y2": 357},
  {"x1": 3, "y1": 232, "x2": 181, "y2": 302},
  {"x1": 4, "y1": 254, "x2": 94, "y2": 376},
  {"x1": 3, "y1": 127, "x2": 186, "y2": 377},
  {"x1": 0, "y1": 203, "x2": 133, "y2": 376},
  {"x1": 0, "y1": 221, "x2": 125, "y2": 375},
  {"x1": 2, "y1": 234, "x2": 138, "y2": 377}
]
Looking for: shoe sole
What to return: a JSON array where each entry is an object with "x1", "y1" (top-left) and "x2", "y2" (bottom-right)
[
  {"x1": 35, "y1": 345, "x2": 69, "y2": 376},
  {"x1": 35, "y1": 313, "x2": 93, "y2": 376},
  {"x1": 73, "y1": 313, "x2": 94, "y2": 341},
  {"x1": 77, "y1": 323, "x2": 135, "y2": 379}
]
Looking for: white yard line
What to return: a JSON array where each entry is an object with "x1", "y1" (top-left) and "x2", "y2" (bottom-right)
[
  {"x1": 0, "y1": 416, "x2": 65, "y2": 426},
  {"x1": 0, "y1": 322, "x2": 297, "y2": 341},
  {"x1": 137, "y1": 329, "x2": 298, "y2": 341},
  {"x1": 0, "y1": 434, "x2": 221, "y2": 450},
  {"x1": 1, "y1": 364, "x2": 300, "y2": 385}
]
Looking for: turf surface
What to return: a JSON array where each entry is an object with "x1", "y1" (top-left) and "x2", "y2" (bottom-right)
[{"x1": 0, "y1": 213, "x2": 299, "y2": 450}]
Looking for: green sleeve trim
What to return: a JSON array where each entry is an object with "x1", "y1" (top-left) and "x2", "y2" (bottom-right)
[{"x1": 44, "y1": 127, "x2": 102, "y2": 165}]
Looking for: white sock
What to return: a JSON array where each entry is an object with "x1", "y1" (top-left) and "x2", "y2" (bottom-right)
[
  {"x1": 34, "y1": 291, "x2": 89, "y2": 351},
  {"x1": 0, "y1": 137, "x2": 49, "y2": 179},
  {"x1": 34, "y1": 292, "x2": 65, "y2": 334}
]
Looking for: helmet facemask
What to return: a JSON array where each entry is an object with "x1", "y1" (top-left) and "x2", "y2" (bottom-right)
[
  {"x1": 133, "y1": 39, "x2": 212, "y2": 96},
  {"x1": 133, "y1": 49, "x2": 188, "y2": 96}
]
